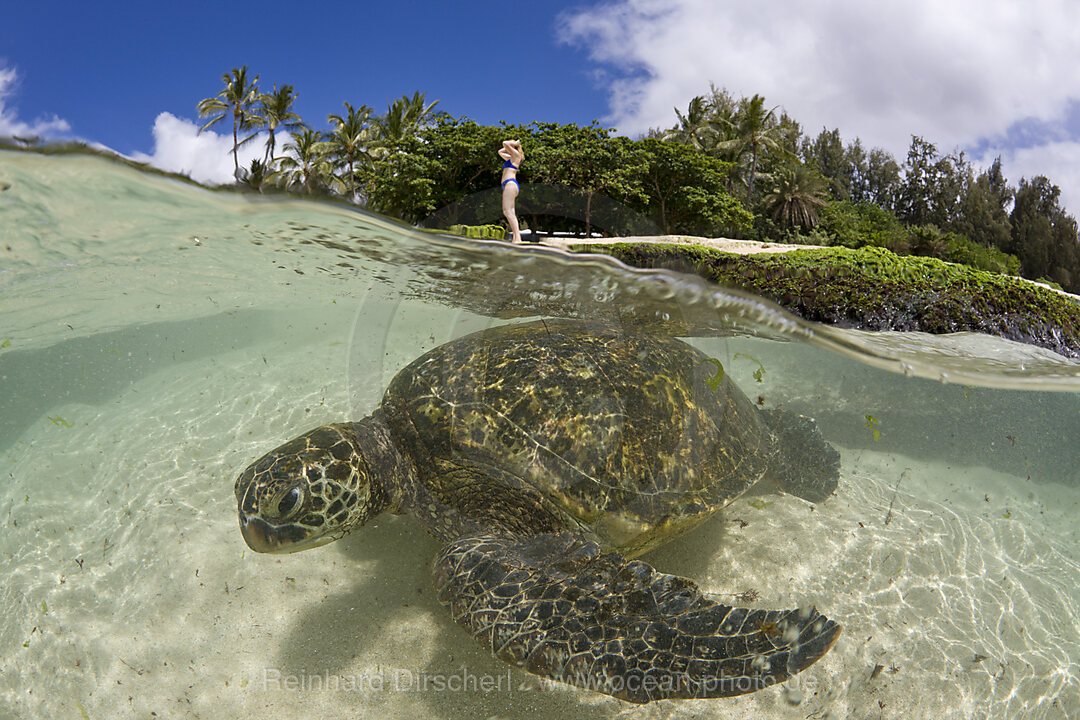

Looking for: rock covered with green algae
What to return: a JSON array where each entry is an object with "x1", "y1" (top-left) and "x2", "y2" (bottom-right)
[{"x1": 571, "y1": 243, "x2": 1080, "y2": 359}]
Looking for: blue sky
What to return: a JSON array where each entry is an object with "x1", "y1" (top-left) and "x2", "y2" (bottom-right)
[
  {"x1": 0, "y1": 1, "x2": 607, "y2": 152},
  {"x1": 3, "y1": 0, "x2": 1080, "y2": 213}
]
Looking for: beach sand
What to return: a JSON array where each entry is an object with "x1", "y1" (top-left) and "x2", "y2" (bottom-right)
[
  {"x1": 2, "y1": 302, "x2": 1077, "y2": 720},
  {"x1": 3, "y1": 150, "x2": 1076, "y2": 719},
  {"x1": 541, "y1": 234, "x2": 825, "y2": 255}
]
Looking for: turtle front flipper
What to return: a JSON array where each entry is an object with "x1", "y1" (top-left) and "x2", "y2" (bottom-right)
[
  {"x1": 433, "y1": 532, "x2": 841, "y2": 703},
  {"x1": 760, "y1": 410, "x2": 841, "y2": 504}
]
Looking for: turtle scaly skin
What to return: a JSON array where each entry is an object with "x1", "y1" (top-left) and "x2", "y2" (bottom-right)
[
  {"x1": 433, "y1": 532, "x2": 839, "y2": 701},
  {"x1": 235, "y1": 319, "x2": 841, "y2": 703}
]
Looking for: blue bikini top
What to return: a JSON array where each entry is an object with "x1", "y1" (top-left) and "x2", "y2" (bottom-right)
[{"x1": 502, "y1": 159, "x2": 518, "y2": 170}]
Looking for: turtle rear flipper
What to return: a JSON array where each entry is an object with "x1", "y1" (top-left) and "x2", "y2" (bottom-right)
[
  {"x1": 760, "y1": 410, "x2": 841, "y2": 504},
  {"x1": 433, "y1": 532, "x2": 841, "y2": 703}
]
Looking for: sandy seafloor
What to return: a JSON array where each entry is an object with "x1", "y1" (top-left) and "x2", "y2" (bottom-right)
[{"x1": 2, "y1": 301, "x2": 1078, "y2": 720}]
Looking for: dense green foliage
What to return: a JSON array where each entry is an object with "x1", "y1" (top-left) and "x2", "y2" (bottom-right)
[
  {"x1": 629, "y1": 139, "x2": 753, "y2": 236},
  {"x1": 795, "y1": 128, "x2": 1077, "y2": 291},
  {"x1": 812, "y1": 201, "x2": 1021, "y2": 275},
  {"x1": 195, "y1": 69, "x2": 1080, "y2": 292},
  {"x1": 360, "y1": 118, "x2": 750, "y2": 237},
  {"x1": 577, "y1": 243, "x2": 1080, "y2": 357},
  {"x1": 652, "y1": 85, "x2": 1079, "y2": 292}
]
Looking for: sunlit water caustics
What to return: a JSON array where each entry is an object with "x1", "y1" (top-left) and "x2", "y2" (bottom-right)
[{"x1": 1, "y1": 149, "x2": 1078, "y2": 719}]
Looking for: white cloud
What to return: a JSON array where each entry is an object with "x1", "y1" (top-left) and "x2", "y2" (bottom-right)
[
  {"x1": 130, "y1": 112, "x2": 276, "y2": 186},
  {"x1": 560, "y1": 0, "x2": 1080, "y2": 209},
  {"x1": 0, "y1": 66, "x2": 71, "y2": 139}
]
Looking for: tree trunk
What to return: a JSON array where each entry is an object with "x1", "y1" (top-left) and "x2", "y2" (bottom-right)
[
  {"x1": 232, "y1": 117, "x2": 240, "y2": 179},
  {"x1": 747, "y1": 143, "x2": 759, "y2": 203},
  {"x1": 263, "y1": 130, "x2": 274, "y2": 169},
  {"x1": 585, "y1": 191, "x2": 593, "y2": 237}
]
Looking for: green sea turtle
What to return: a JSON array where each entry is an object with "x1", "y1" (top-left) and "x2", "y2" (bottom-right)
[{"x1": 235, "y1": 319, "x2": 842, "y2": 703}]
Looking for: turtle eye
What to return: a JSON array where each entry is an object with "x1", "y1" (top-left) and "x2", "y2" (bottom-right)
[{"x1": 276, "y1": 487, "x2": 302, "y2": 518}]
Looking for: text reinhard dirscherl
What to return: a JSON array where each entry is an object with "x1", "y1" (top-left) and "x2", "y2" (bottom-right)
[
  {"x1": 262, "y1": 667, "x2": 517, "y2": 694},
  {"x1": 260, "y1": 667, "x2": 777, "y2": 696}
]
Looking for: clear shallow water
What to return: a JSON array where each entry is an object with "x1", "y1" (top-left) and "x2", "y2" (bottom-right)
[{"x1": 1, "y1": 149, "x2": 1078, "y2": 719}]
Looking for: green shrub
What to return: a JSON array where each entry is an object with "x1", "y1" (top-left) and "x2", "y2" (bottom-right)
[
  {"x1": 817, "y1": 200, "x2": 907, "y2": 251},
  {"x1": 905, "y1": 224, "x2": 1022, "y2": 275},
  {"x1": 942, "y1": 233, "x2": 1021, "y2": 276},
  {"x1": 445, "y1": 224, "x2": 507, "y2": 240}
]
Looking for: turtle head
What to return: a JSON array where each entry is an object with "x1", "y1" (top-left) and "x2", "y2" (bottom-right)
[{"x1": 235, "y1": 420, "x2": 400, "y2": 553}]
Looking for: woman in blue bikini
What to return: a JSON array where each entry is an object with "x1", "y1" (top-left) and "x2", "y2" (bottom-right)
[{"x1": 498, "y1": 139, "x2": 524, "y2": 243}]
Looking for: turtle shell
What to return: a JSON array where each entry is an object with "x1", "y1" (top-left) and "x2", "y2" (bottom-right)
[{"x1": 381, "y1": 319, "x2": 777, "y2": 555}]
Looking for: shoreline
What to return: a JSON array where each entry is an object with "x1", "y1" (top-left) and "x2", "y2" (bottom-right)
[{"x1": 542, "y1": 234, "x2": 827, "y2": 255}]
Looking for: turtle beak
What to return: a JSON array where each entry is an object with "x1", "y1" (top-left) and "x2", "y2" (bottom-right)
[
  {"x1": 239, "y1": 514, "x2": 284, "y2": 553},
  {"x1": 238, "y1": 513, "x2": 336, "y2": 554}
]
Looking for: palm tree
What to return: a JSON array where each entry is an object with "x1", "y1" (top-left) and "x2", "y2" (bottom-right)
[
  {"x1": 663, "y1": 95, "x2": 721, "y2": 152},
  {"x1": 374, "y1": 91, "x2": 441, "y2": 156},
  {"x1": 763, "y1": 164, "x2": 830, "y2": 229},
  {"x1": 255, "y1": 84, "x2": 304, "y2": 170},
  {"x1": 325, "y1": 102, "x2": 375, "y2": 201},
  {"x1": 908, "y1": 225, "x2": 949, "y2": 259},
  {"x1": 717, "y1": 94, "x2": 790, "y2": 202},
  {"x1": 272, "y1": 127, "x2": 334, "y2": 195},
  {"x1": 197, "y1": 66, "x2": 261, "y2": 179},
  {"x1": 238, "y1": 158, "x2": 268, "y2": 192}
]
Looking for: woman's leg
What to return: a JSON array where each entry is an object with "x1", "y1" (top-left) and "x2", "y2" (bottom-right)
[{"x1": 502, "y1": 181, "x2": 521, "y2": 243}]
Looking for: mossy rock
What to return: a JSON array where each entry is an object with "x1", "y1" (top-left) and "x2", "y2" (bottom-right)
[{"x1": 571, "y1": 243, "x2": 1080, "y2": 358}]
